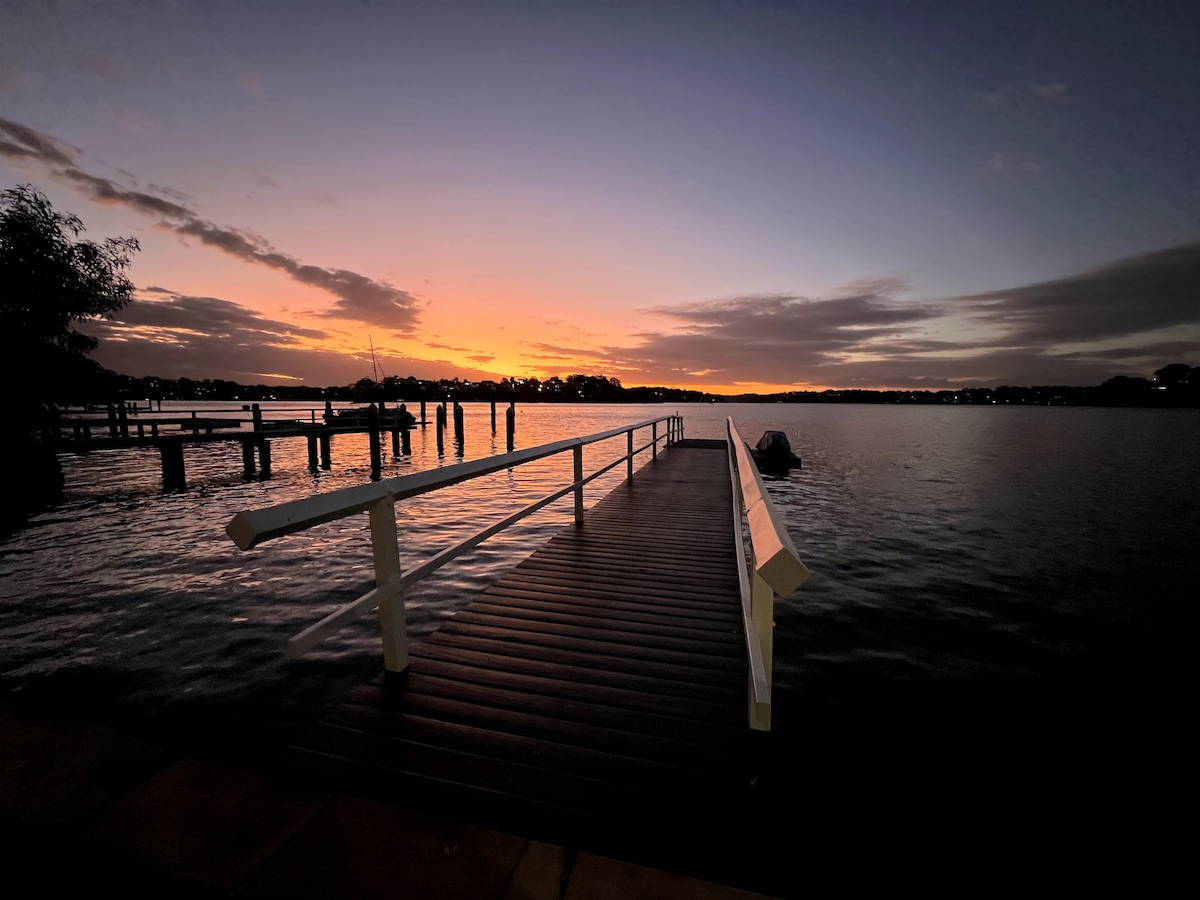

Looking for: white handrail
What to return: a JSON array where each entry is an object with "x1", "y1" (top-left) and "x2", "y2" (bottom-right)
[
  {"x1": 227, "y1": 415, "x2": 681, "y2": 668},
  {"x1": 727, "y1": 417, "x2": 811, "y2": 731}
]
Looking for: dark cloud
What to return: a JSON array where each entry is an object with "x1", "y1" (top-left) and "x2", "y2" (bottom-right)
[
  {"x1": 0, "y1": 117, "x2": 75, "y2": 166},
  {"x1": 952, "y1": 241, "x2": 1200, "y2": 346},
  {"x1": 93, "y1": 290, "x2": 328, "y2": 343},
  {"x1": 83, "y1": 289, "x2": 499, "y2": 385},
  {"x1": 601, "y1": 249, "x2": 1200, "y2": 388},
  {"x1": 468, "y1": 355, "x2": 495, "y2": 363},
  {"x1": 603, "y1": 285, "x2": 938, "y2": 386},
  {"x1": 0, "y1": 117, "x2": 420, "y2": 332}
]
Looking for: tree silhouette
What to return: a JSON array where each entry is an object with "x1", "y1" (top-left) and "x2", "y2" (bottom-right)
[
  {"x1": 1, "y1": 184, "x2": 139, "y2": 404},
  {"x1": 1, "y1": 184, "x2": 139, "y2": 533}
]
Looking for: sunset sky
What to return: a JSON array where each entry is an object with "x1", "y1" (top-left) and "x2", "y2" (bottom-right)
[{"x1": 2, "y1": 1, "x2": 1198, "y2": 392}]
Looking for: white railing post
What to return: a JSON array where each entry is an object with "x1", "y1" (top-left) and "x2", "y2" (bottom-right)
[
  {"x1": 627, "y1": 428, "x2": 634, "y2": 481},
  {"x1": 368, "y1": 494, "x2": 409, "y2": 672},
  {"x1": 573, "y1": 443, "x2": 584, "y2": 524},
  {"x1": 749, "y1": 566, "x2": 774, "y2": 731},
  {"x1": 652, "y1": 422, "x2": 657, "y2": 460}
]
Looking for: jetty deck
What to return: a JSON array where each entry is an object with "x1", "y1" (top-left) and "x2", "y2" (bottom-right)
[{"x1": 289, "y1": 439, "x2": 768, "y2": 882}]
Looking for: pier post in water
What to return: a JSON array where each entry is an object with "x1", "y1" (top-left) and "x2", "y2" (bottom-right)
[
  {"x1": 420, "y1": 390, "x2": 427, "y2": 428},
  {"x1": 490, "y1": 387, "x2": 497, "y2": 433},
  {"x1": 319, "y1": 432, "x2": 332, "y2": 469},
  {"x1": 107, "y1": 404, "x2": 118, "y2": 438},
  {"x1": 257, "y1": 440, "x2": 272, "y2": 478},
  {"x1": 117, "y1": 402, "x2": 129, "y2": 438},
  {"x1": 252, "y1": 403, "x2": 263, "y2": 432},
  {"x1": 453, "y1": 397, "x2": 464, "y2": 449},
  {"x1": 436, "y1": 402, "x2": 446, "y2": 457},
  {"x1": 160, "y1": 439, "x2": 186, "y2": 490},
  {"x1": 368, "y1": 404, "x2": 382, "y2": 478},
  {"x1": 401, "y1": 427, "x2": 411, "y2": 455},
  {"x1": 242, "y1": 438, "x2": 256, "y2": 478},
  {"x1": 307, "y1": 434, "x2": 319, "y2": 470},
  {"x1": 505, "y1": 405, "x2": 515, "y2": 453}
]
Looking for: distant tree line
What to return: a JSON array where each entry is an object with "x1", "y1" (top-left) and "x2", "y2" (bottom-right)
[{"x1": 85, "y1": 364, "x2": 1199, "y2": 408}]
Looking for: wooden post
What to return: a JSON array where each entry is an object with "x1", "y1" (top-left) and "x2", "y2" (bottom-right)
[
  {"x1": 160, "y1": 439, "x2": 186, "y2": 490},
  {"x1": 257, "y1": 440, "x2": 272, "y2": 478},
  {"x1": 150, "y1": 422, "x2": 158, "y2": 438},
  {"x1": 573, "y1": 444, "x2": 584, "y2": 525},
  {"x1": 82, "y1": 424, "x2": 91, "y2": 440},
  {"x1": 117, "y1": 402, "x2": 129, "y2": 437},
  {"x1": 627, "y1": 429, "x2": 634, "y2": 481},
  {"x1": 307, "y1": 434, "x2": 319, "y2": 470},
  {"x1": 401, "y1": 427, "x2": 411, "y2": 455},
  {"x1": 324, "y1": 400, "x2": 333, "y2": 424},
  {"x1": 453, "y1": 399, "x2": 464, "y2": 447},
  {"x1": 136, "y1": 422, "x2": 144, "y2": 439},
  {"x1": 242, "y1": 438, "x2": 256, "y2": 477},
  {"x1": 367, "y1": 403, "x2": 382, "y2": 478},
  {"x1": 319, "y1": 432, "x2": 332, "y2": 469},
  {"x1": 107, "y1": 404, "x2": 118, "y2": 437},
  {"x1": 652, "y1": 421, "x2": 658, "y2": 461},
  {"x1": 505, "y1": 406, "x2": 514, "y2": 453},
  {"x1": 391, "y1": 409, "x2": 400, "y2": 455},
  {"x1": 490, "y1": 388, "x2": 497, "y2": 433},
  {"x1": 420, "y1": 395, "x2": 427, "y2": 427},
  {"x1": 369, "y1": 495, "x2": 409, "y2": 672},
  {"x1": 436, "y1": 403, "x2": 446, "y2": 456},
  {"x1": 47, "y1": 404, "x2": 61, "y2": 443},
  {"x1": 252, "y1": 403, "x2": 263, "y2": 432},
  {"x1": 190, "y1": 410, "x2": 199, "y2": 435}
]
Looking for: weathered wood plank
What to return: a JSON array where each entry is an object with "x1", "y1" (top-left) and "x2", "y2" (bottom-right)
[{"x1": 289, "y1": 441, "x2": 758, "y2": 865}]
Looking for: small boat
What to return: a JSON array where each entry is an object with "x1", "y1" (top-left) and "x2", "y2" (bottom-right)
[{"x1": 749, "y1": 430, "x2": 802, "y2": 473}]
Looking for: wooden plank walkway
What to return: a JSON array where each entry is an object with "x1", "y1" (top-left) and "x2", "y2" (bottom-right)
[{"x1": 289, "y1": 439, "x2": 764, "y2": 878}]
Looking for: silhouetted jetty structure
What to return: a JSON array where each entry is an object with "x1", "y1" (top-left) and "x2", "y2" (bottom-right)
[
  {"x1": 37, "y1": 401, "x2": 461, "y2": 490},
  {"x1": 226, "y1": 416, "x2": 809, "y2": 885}
]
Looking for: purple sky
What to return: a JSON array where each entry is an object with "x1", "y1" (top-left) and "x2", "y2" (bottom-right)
[{"x1": 3, "y1": 1, "x2": 1198, "y2": 390}]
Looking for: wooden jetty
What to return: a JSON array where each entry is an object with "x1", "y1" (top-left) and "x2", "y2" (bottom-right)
[
  {"x1": 41, "y1": 400, "x2": 514, "y2": 490},
  {"x1": 227, "y1": 416, "x2": 809, "y2": 889}
]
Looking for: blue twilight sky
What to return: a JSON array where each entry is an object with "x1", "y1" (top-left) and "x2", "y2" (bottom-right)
[{"x1": 2, "y1": 0, "x2": 1198, "y2": 390}]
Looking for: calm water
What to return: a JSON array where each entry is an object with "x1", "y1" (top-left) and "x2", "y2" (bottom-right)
[{"x1": 1, "y1": 401, "x2": 1197, "y2": 759}]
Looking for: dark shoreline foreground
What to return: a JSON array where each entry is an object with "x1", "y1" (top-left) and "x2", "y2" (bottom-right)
[{"x1": 2, "y1": 654, "x2": 1192, "y2": 897}]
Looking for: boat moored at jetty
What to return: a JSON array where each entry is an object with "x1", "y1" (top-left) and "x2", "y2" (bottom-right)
[{"x1": 749, "y1": 430, "x2": 802, "y2": 474}]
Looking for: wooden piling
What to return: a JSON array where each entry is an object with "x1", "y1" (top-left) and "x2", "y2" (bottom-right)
[
  {"x1": 506, "y1": 405, "x2": 515, "y2": 452},
  {"x1": 242, "y1": 439, "x2": 256, "y2": 477},
  {"x1": 490, "y1": 388, "x2": 497, "y2": 433},
  {"x1": 257, "y1": 440, "x2": 271, "y2": 478},
  {"x1": 107, "y1": 404, "x2": 118, "y2": 437},
  {"x1": 401, "y1": 427, "x2": 411, "y2": 455},
  {"x1": 453, "y1": 400, "x2": 464, "y2": 447},
  {"x1": 436, "y1": 403, "x2": 446, "y2": 457},
  {"x1": 320, "y1": 432, "x2": 332, "y2": 469},
  {"x1": 117, "y1": 402, "x2": 129, "y2": 438},
  {"x1": 368, "y1": 404, "x2": 382, "y2": 476},
  {"x1": 160, "y1": 439, "x2": 186, "y2": 490},
  {"x1": 307, "y1": 435, "x2": 319, "y2": 470},
  {"x1": 252, "y1": 404, "x2": 263, "y2": 432}
]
